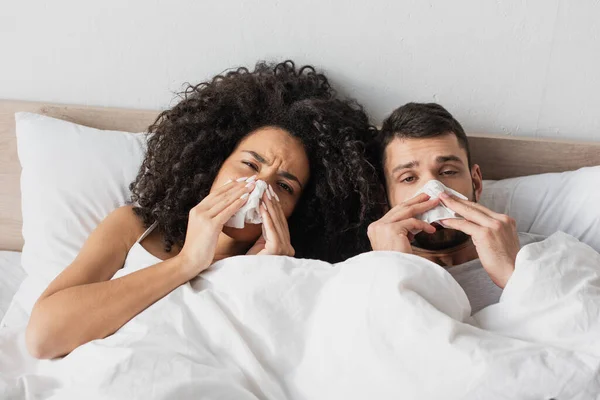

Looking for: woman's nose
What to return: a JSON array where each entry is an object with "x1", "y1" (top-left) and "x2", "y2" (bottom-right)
[{"x1": 256, "y1": 168, "x2": 278, "y2": 183}]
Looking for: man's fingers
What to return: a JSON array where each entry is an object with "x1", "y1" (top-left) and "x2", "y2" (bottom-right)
[
  {"x1": 386, "y1": 197, "x2": 441, "y2": 222},
  {"x1": 440, "y1": 193, "x2": 500, "y2": 219},
  {"x1": 438, "y1": 194, "x2": 497, "y2": 227},
  {"x1": 438, "y1": 218, "x2": 480, "y2": 236},
  {"x1": 382, "y1": 193, "x2": 431, "y2": 221},
  {"x1": 401, "y1": 192, "x2": 432, "y2": 207},
  {"x1": 398, "y1": 218, "x2": 437, "y2": 235},
  {"x1": 370, "y1": 218, "x2": 437, "y2": 236}
]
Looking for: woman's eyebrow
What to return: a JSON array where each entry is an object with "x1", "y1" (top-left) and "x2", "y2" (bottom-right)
[
  {"x1": 242, "y1": 150, "x2": 303, "y2": 190},
  {"x1": 243, "y1": 150, "x2": 268, "y2": 164},
  {"x1": 278, "y1": 171, "x2": 303, "y2": 190}
]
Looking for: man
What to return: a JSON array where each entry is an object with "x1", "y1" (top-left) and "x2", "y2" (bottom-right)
[{"x1": 368, "y1": 103, "x2": 544, "y2": 313}]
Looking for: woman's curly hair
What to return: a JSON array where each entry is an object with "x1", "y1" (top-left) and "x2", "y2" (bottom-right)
[{"x1": 130, "y1": 60, "x2": 385, "y2": 263}]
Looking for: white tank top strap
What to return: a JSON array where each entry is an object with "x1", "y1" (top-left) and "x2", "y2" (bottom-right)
[{"x1": 136, "y1": 221, "x2": 158, "y2": 244}]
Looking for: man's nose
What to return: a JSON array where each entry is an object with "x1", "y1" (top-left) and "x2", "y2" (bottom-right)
[
  {"x1": 418, "y1": 173, "x2": 439, "y2": 189},
  {"x1": 408, "y1": 174, "x2": 439, "y2": 199}
]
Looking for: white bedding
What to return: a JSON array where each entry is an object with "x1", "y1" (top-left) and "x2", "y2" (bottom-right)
[
  {"x1": 1, "y1": 232, "x2": 600, "y2": 399},
  {"x1": 0, "y1": 251, "x2": 25, "y2": 322}
]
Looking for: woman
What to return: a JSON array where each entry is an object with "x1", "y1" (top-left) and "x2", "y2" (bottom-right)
[{"x1": 26, "y1": 61, "x2": 383, "y2": 359}]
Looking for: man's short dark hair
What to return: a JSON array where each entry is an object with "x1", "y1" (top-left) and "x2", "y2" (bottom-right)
[{"x1": 377, "y1": 102, "x2": 472, "y2": 168}]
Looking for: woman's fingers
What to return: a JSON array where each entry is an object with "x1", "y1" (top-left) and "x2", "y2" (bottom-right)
[
  {"x1": 213, "y1": 193, "x2": 250, "y2": 225},
  {"x1": 260, "y1": 188, "x2": 294, "y2": 256},
  {"x1": 206, "y1": 182, "x2": 255, "y2": 217},
  {"x1": 267, "y1": 183, "x2": 280, "y2": 203},
  {"x1": 271, "y1": 192, "x2": 289, "y2": 236},
  {"x1": 260, "y1": 200, "x2": 294, "y2": 256},
  {"x1": 259, "y1": 201, "x2": 277, "y2": 243},
  {"x1": 198, "y1": 176, "x2": 256, "y2": 210},
  {"x1": 263, "y1": 191, "x2": 287, "y2": 239}
]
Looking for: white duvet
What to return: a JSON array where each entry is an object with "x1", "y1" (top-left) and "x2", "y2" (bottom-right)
[{"x1": 2, "y1": 232, "x2": 600, "y2": 399}]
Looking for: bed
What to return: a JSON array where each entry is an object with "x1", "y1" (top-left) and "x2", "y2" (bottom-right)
[
  {"x1": 2, "y1": 99, "x2": 599, "y2": 249},
  {"x1": 2, "y1": 99, "x2": 600, "y2": 318},
  {"x1": 2, "y1": 100, "x2": 600, "y2": 399},
  {"x1": 2, "y1": 99, "x2": 600, "y2": 247}
]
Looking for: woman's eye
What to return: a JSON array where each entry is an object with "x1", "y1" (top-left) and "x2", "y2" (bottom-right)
[
  {"x1": 278, "y1": 182, "x2": 293, "y2": 194},
  {"x1": 242, "y1": 161, "x2": 259, "y2": 171},
  {"x1": 401, "y1": 176, "x2": 416, "y2": 183}
]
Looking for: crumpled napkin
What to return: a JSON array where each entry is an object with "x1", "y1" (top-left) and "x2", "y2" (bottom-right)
[
  {"x1": 225, "y1": 178, "x2": 268, "y2": 229},
  {"x1": 412, "y1": 179, "x2": 467, "y2": 225}
]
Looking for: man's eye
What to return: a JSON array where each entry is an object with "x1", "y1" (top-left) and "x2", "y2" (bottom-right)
[
  {"x1": 242, "y1": 161, "x2": 259, "y2": 171},
  {"x1": 402, "y1": 176, "x2": 416, "y2": 183},
  {"x1": 441, "y1": 170, "x2": 457, "y2": 176},
  {"x1": 278, "y1": 182, "x2": 293, "y2": 194}
]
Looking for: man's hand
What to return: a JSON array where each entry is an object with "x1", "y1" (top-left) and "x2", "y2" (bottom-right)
[
  {"x1": 439, "y1": 192, "x2": 519, "y2": 288},
  {"x1": 368, "y1": 193, "x2": 440, "y2": 254}
]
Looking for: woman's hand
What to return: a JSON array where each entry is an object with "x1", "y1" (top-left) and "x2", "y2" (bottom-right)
[
  {"x1": 247, "y1": 185, "x2": 295, "y2": 257},
  {"x1": 177, "y1": 180, "x2": 254, "y2": 280}
]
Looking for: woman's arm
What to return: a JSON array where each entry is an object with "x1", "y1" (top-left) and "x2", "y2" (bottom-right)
[
  {"x1": 27, "y1": 180, "x2": 254, "y2": 359},
  {"x1": 25, "y1": 206, "x2": 190, "y2": 359}
]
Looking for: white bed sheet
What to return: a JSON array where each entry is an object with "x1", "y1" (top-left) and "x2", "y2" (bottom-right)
[
  {"x1": 0, "y1": 251, "x2": 25, "y2": 322},
  {"x1": 2, "y1": 232, "x2": 600, "y2": 399}
]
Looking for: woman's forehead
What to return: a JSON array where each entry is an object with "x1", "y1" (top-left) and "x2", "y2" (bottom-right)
[
  {"x1": 235, "y1": 127, "x2": 310, "y2": 181},
  {"x1": 241, "y1": 127, "x2": 303, "y2": 155}
]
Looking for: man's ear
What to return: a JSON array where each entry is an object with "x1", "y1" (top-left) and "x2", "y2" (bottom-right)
[{"x1": 471, "y1": 164, "x2": 483, "y2": 202}]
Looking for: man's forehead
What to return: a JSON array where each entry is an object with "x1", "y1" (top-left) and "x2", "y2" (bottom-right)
[{"x1": 385, "y1": 135, "x2": 467, "y2": 168}]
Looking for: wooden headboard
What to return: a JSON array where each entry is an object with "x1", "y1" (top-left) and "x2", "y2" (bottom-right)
[{"x1": 1, "y1": 99, "x2": 600, "y2": 251}]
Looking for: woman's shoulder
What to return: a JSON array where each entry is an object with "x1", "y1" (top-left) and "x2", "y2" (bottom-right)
[{"x1": 102, "y1": 205, "x2": 147, "y2": 248}]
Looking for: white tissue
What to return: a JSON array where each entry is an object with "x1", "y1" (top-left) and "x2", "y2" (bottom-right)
[
  {"x1": 225, "y1": 179, "x2": 268, "y2": 229},
  {"x1": 411, "y1": 180, "x2": 467, "y2": 226}
]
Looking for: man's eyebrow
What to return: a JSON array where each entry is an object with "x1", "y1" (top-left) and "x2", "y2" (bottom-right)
[
  {"x1": 391, "y1": 160, "x2": 419, "y2": 174},
  {"x1": 391, "y1": 155, "x2": 464, "y2": 174},
  {"x1": 242, "y1": 150, "x2": 303, "y2": 190},
  {"x1": 436, "y1": 155, "x2": 464, "y2": 165}
]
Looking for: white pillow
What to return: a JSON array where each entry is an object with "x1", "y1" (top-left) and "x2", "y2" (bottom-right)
[
  {"x1": 481, "y1": 166, "x2": 600, "y2": 252},
  {"x1": 15, "y1": 112, "x2": 147, "y2": 284}
]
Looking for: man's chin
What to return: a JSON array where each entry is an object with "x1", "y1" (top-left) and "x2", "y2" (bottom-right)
[{"x1": 412, "y1": 227, "x2": 470, "y2": 251}]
